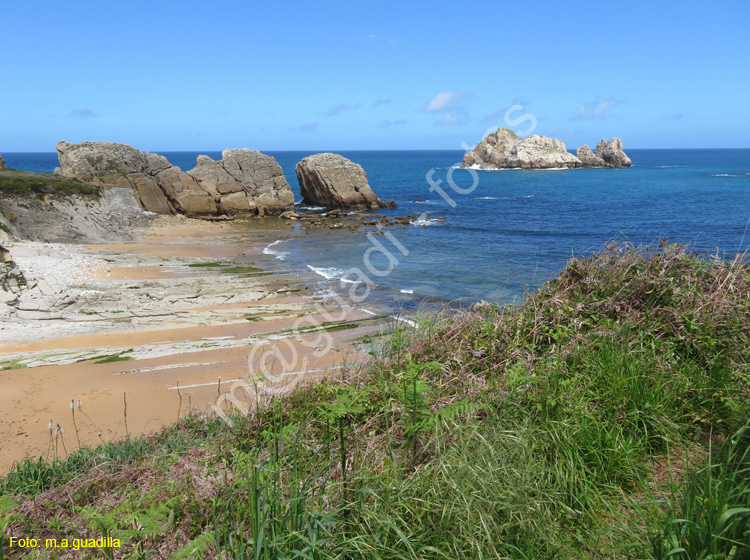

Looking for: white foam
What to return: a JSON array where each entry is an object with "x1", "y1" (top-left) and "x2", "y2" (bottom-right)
[
  {"x1": 307, "y1": 265, "x2": 345, "y2": 280},
  {"x1": 394, "y1": 316, "x2": 418, "y2": 328},
  {"x1": 410, "y1": 212, "x2": 442, "y2": 227},
  {"x1": 468, "y1": 164, "x2": 510, "y2": 171},
  {"x1": 713, "y1": 174, "x2": 737, "y2": 177},
  {"x1": 658, "y1": 165, "x2": 687, "y2": 168},
  {"x1": 400, "y1": 289, "x2": 414, "y2": 294},
  {"x1": 362, "y1": 308, "x2": 377, "y2": 316},
  {"x1": 301, "y1": 206, "x2": 327, "y2": 211},
  {"x1": 263, "y1": 239, "x2": 289, "y2": 260},
  {"x1": 307, "y1": 265, "x2": 362, "y2": 285},
  {"x1": 474, "y1": 196, "x2": 499, "y2": 200},
  {"x1": 411, "y1": 216, "x2": 441, "y2": 226}
]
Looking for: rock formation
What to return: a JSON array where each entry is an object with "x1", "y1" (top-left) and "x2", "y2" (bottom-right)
[
  {"x1": 0, "y1": 243, "x2": 26, "y2": 317},
  {"x1": 0, "y1": 153, "x2": 6, "y2": 169},
  {"x1": 462, "y1": 128, "x2": 581, "y2": 169},
  {"x1": 0, "y1": 187, "x2": 150, "y2": 243},
  {"x1": 576, "y1": 145, "x2": 606, "y2": 167},
  {"x1": 462, "y1": 127, "x2": 632, "y2": 169},
  {"x1": 187, "y1": 150, "x2": 294, "y2": 216},
  {"x1": 55, "y1": 142, "x2": 294, "y2": 217},
  {"x1": 295, "y1": 153, "x2": 397, "y2": 210},
  {"x1": 589, "y1": 138, "x2": 632, "y2": 167}
]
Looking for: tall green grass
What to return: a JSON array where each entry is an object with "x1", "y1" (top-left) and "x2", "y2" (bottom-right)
[{"x1": 648, "y1": 421, "x2": 750, "y2": 559}]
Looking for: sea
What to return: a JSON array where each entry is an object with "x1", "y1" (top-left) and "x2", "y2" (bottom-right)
[{"x1": 5, "y1": 149, "x2": 750, "y2": 313}]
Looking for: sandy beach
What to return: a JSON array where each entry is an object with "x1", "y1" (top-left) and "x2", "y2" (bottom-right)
[{"x1": 0, "y1": 216, "x2": 383, "y2": 473}]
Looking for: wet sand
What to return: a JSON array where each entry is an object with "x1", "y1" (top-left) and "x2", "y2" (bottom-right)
[{"x1": 0, "y1": 216, "x2": 382, "y2": 473}]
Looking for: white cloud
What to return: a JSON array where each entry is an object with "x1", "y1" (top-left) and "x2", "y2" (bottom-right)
[
  {"x1": 436, "y1": 110, "x2": 468, "y2": 126},
  {"x1": 373, "y1": 98, "x2": 392, "y2": 108},
  {"x1": 426, "y1": 91, "x2": 471, "y2": 113},
  {"x1": 298, "y1": 122, "x2": 319, "y2": 132},
  {"x1": 570, "y1": 97, "x2": 622, "y2": 120}
]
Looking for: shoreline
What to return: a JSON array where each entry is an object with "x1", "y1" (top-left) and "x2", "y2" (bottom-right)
[{"x1": 0, "y1": 215, "x2": 389, "y2": 474}]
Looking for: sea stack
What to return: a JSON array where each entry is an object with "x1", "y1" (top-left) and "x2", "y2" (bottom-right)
[
  {"x1": 461, "y1": 127, "x2": 581, "y2": 169},
  {"x1": 576, "y1": 145, "x2": 607, "y2": 167},
  {"x1": 187, "y1": 150, "x2": 295, "y2": 216},
  {"x1": 589, "y1": 138, "x2": 632, "y2": 167},
  {"x1": 0, "y1": 153, "x2": 6, "y2": 169},
  {"x1": 296, "y1": 153, "x2": 397, "y2": 210}
]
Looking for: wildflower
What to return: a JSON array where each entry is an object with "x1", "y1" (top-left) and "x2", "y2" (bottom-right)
[
  {"x1": 70, "y1": 400, "x2": 75, "y2": 410},
  {"x1": 48, "y1": 420, "x2": 54, "y2": 431},
  {"x1": 77, "y1": 400, "x2": 82, "y2": 410}
]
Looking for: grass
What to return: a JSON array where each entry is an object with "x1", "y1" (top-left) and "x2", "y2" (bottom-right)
[
  {"x1": 0, "y1": 168, "x2": 100, "y2": 197},
  {"x1": 186, "y1": 262, "x2": 227, "y2": 268},
  {"x1": 1, "y1": 242, "x2": 749, "y2": 559},
  {"x1": 220, "y1": 266, "x2": 263, "y2": 274},
  {"x1": 647, "y1": 422, "x2": 750, "y2": 559},
  {"x1": 91, "y1": 353, "x2": 133, "y2": 364},
  {"x1": 0, "y1": 361, "x2": 26, "y2": 372}
]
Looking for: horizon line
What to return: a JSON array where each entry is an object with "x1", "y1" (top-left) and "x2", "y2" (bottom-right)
[{"x1": 3, "y1": 147, "x2": 750, "y2": 154}]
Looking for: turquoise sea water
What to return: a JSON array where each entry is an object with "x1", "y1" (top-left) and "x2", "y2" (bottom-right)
[{"x1": 5, "y1": 149, "x2": 750, "y2": 309}]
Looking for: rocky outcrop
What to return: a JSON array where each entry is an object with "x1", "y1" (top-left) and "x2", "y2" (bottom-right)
[
  {"x1": 0, "y1": 244, "x2": 26, "y2": 316},
  {"x1": 0, "y1": 153, "x2": 6, "y2": 169},
  {"x1": 187, "y1": 150, "x2": 294, "y2": 216},
  {"x1": 462, "y1": 128, "x2": 581, "y2": 169},
  {"x1": 0, "y1": 187, "x2": 149, "y2": 243},
  {"x1": 462, "y1": 128, "x2": 632, "y2": 170},
  {"x1": 588, "y1": 138, "x2": 632, "y2": 167},
  {"x1": 55, "y1": 142, "x2": 294, "y2": 217},
  {"x1": 295, "y1": 153, "x2": 397, "y2": 210},
  {"x1": 576, "y1": 145, "x2": 606, "y2": 167}
]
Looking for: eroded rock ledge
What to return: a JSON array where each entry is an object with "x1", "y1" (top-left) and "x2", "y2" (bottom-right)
[
  {"x1": 55, "y1": 142, "x2": 295, "y2": 217},
  {"x1": 462, "y1": 127, "x2": 631, "y2": 169}
]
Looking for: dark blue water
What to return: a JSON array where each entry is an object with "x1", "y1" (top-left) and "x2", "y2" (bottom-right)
[{"x1": 5, "y1": 149, "x2": 750, "y2": 307}]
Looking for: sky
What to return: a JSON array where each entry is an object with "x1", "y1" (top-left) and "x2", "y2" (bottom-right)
[{"x1": 1, "y1": 0, "x2": 748, "y2": 152}]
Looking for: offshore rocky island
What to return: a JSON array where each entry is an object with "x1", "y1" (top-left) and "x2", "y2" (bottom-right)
[{"x1": 462, "y1": 126, "x2": 631, "y2": 169}]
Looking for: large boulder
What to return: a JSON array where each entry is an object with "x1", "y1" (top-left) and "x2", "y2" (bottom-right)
[
  {"x1": 592, "y1": 138, "x2": 632, "y2": 167},
  {"x1": 188, "y1": 150, "x2": 294, "y2": 216},
  {"x1": 576, "y1": 144, "x2": 606, "y2": 167},
  {"x1": 0, "y1": 153, "x2": 6, "y2": 169},
  {"x1": 462, "y1": 128, "x2": 581, "y2": 169},
  {"x1": 295, "y1": 153, "x2": 396, "y2": 210}
]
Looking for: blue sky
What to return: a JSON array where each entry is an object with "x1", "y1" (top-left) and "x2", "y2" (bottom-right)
[{"x1": 1, "y1": 0, "x2": 748, "y2": 151}]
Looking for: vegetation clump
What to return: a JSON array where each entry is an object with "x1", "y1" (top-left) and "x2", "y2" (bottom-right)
[
  {"x1": 1, "y1": 242, "x2": 749, "y2": 559},
  {"x1": 0, "y1": 169, "x2": 99, "y2": 197}
]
